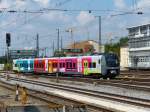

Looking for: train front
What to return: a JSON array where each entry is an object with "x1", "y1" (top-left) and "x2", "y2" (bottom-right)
[{"x1": 105, "y1": 53, "x2": 120, "y2": 78}]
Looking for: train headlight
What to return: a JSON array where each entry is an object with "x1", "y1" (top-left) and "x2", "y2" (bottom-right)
[{"x1": 110, "y1": 70, "x2": 116, "y2": 74}]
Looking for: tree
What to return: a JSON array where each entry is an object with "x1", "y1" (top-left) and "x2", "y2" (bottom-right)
[{"x1": 105, "y1": 37, "x2": 128, "y2": 57}]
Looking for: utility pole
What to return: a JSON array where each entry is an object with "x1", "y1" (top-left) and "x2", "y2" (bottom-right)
[
  {"x1": 98, "y1": 16, "x2": 101, "y2": 53},
  {"x1": 61, "y1": 36, "x2": 63, "y2": 51},
  {"x1": 36, "y1": 34, "x2": 39, "y2": 58},
  {"x1": 70, "y1": 29, "x2": 75, "y2": 50},
  {"x1": 6, "y1": 33, "x2": 11, "y2": 70},
  {"x1": 57, "y1": 28, "x2": 60, "y2": 51},
  {"x1": 44, "y1": 47, "x2": 47, "y2": 57},
  {"x1": 53, "y1": 41, "x2": 55, "y2": 56},
  {"x1": 95, "y1": 16, "x2": 101, "y2": 53}
]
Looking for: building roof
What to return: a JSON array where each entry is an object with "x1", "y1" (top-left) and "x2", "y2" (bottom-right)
[
  {"x1": 127, "y1": 23, "x2": 150, "y2": 30},
  {"x1": 66, "y1": 40, "x2": 99, "y2": 48},
  {"x1": 74, "y1": 40, "x2": 98, "y2": 45}
]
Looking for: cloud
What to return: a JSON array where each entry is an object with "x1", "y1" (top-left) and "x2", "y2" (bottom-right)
[
  {"x1": 33, "y1": 0, "x2": 50, "y2": 6},
  {"x1": 43, "y1": 12, "x2": 70, "y2": 22},
  {"x1": 0, "y1": 0, "x2": 10, "y2": 8},
  {"x1": 76, "y1": 11, "x2": 95, "y2": 26},
  {"x1": 137, "y1": 0, "x2": 150, "y2": 11},
  {"x1": 113, "y1": 0, "x2": 126, "y2": 9}
]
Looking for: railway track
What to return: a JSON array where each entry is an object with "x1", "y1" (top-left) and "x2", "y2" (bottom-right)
[
  {"x1": 1, "y1": 71, "x2": 150, "y2": 92},
  {"x1": 0, "y1": 75, "x2": 115, "y2": 112},
  {"x1": 0, "y1": 74, "x2": 150, "y2": 112}
]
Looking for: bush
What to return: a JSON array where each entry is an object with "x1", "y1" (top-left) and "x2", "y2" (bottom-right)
[{"x1": 4, "y1": 63, "x2": 12, "y2": 71}]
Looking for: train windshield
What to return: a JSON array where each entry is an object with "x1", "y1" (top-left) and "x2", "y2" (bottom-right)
[{"x1": 105, "y1": 53, "x2": 119, "y2": 67}]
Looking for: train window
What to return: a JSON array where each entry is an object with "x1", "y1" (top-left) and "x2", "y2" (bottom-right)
[
  {"x1": 15, "y1": 64, "x2": 17, "y2": 67},
  {"x1": 63, "y1": 63, "x2": 65, "y2": 67},
  {"x1": 98, "y1": 59, "x2": 101, "y2": 64},
  {"x1": 26, "y1": 63, "x2": 28, "y2": 68},
  {"x1": 89, "y1": 62, "x2": 92, "y2": 68},
  {"x1": 70, "y1": 63, "x2": 72, "y2": 68},
  {"x1": 52, "y1": 63, "x2": 55, "y2": 67},
  {"x1": 56, "y1": 63, "x2": 58, "y2": 68},
  {"x1": 30, "y1": 64, "x2": 33, "y2": 68},
  {"x1": 60, "y1": 63, "x2": 62, "y2": 68},
  {"x1": 84, "y1": 62, "x2": 88, "y2": 67},
  {"x1": 66, "y1": 62, "x2": 68, "y2": 68},
  {"x1": 93, "y1": 62, "x2": 96, "y2": 68},
  {"x1": 84, "y1": 63, "x2": 86, "y2": 67},
  {"x1": 73, "y1": 63, "x2": 76, "y2": 68}
]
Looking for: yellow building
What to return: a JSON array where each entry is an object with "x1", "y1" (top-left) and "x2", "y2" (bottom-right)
[{"x1": 120, "y1": 46, "x2": 129, "y2": 70}]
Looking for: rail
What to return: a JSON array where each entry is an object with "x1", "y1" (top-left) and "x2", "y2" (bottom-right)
[{"x1": 0, "y1": 74, "x2": 150, "y2": 111}]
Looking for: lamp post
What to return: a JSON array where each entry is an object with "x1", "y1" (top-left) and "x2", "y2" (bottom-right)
[{"x1": 95, "y1": 16, "x2": 101, "y2": 53}]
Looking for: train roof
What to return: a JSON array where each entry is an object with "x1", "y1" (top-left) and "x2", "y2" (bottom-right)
[{"x1": 13, "y1": 53, "x2": 118, "y2": 61}]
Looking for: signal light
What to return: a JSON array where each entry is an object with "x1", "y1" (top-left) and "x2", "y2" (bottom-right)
[{"x1": 6, "y1": 33, "x2": 11, "y2": 47}]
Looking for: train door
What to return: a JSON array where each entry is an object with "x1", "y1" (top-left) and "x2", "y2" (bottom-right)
[
  {"x1": 83, "y1": 60, "x2": 88, "y2": 75},
  {"x1": 101, "y1": 56, "x2": 107, "y2": 76},
  {"x1": 48, "y1": 61, "x2": 53, "y2": 73}
]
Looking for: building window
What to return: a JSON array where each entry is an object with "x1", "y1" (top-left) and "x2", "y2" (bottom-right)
[{"x1": 140, "y1": 26, "x2": 147, "y2": 35}]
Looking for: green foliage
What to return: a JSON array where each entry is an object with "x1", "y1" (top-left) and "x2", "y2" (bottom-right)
[
  {"x1": 105, "y1": 37, "x2": 128, "y2": 57},
  {"x1": 0, "y1": 56, "x2": 13, "y2": 70},
  {"x1": 4, "y1": 63, "x2": 12, "y2": 71},
  {"x1": 0, "y1": 56, "x2": 7, "y2": 64},
  {"x1": 119, "y1": 37, "x2": 128, "y2": 46}
]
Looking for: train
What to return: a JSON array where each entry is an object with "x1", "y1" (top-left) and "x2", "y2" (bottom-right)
[{"x1": 13, "y1": 53, "x2": 120, "y2": 78}]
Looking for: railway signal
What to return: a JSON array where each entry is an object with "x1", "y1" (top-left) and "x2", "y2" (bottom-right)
[{"x1": 6, "y1": 33, "x2": 11, "y2": 47}]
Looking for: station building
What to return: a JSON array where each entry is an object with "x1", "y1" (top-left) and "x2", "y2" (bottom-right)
[{"x1": 127, "y1": 24, "x2": 150, "y2": 69}]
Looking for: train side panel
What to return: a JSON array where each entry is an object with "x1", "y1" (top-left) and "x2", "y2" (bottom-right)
[
  {"x1": 13, "y1": 59, "x2": 19, "y2": 72},
  {"x1": 34, "y1": 58, "x2": 46, "y2": 74}
]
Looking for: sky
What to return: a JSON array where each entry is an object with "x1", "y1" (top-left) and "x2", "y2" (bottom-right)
[{"x1": 0, "y1": 0, "x2": 150, "y2": 56}]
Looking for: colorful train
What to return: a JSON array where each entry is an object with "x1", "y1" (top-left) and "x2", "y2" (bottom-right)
[{"x1": 13, "y1": 53, "x2": 120, "y2": 78}]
